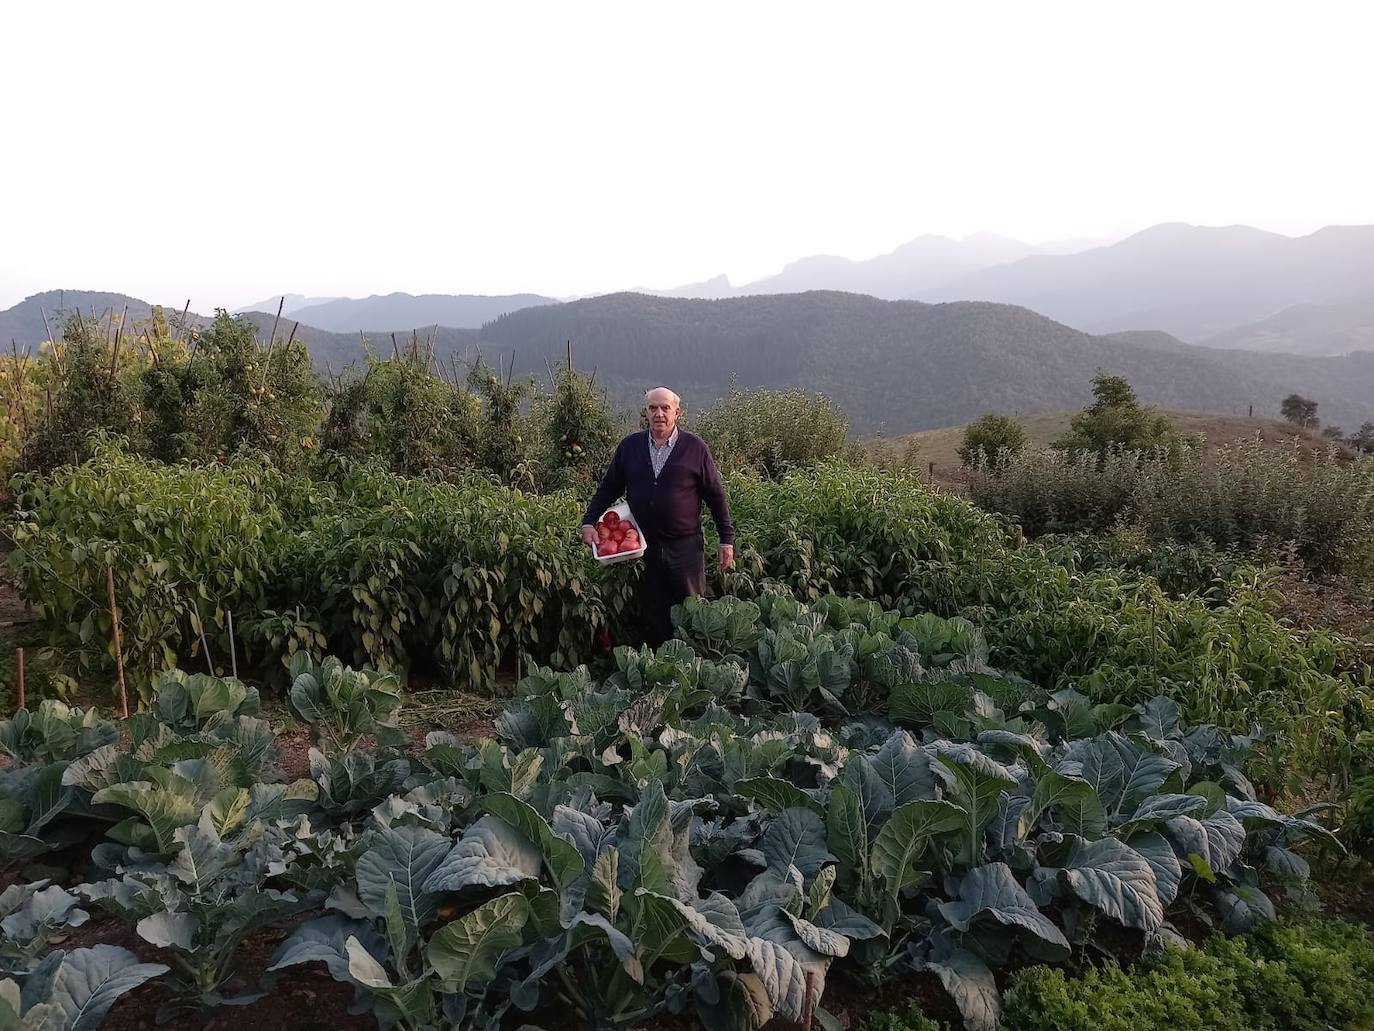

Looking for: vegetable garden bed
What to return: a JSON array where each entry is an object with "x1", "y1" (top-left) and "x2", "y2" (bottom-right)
[{"x1": 0, "y1": 595, "x2": 1341, "y2": 1031}]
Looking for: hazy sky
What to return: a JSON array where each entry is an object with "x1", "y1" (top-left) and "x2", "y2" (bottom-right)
[{"x1": 3, "y1": 1, "x2": 1372, "y2": 312}]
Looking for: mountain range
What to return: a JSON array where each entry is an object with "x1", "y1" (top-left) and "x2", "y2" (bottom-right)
[
  {"x1": 642, "y1": 224, "x2": 1374, "y2": 351},
  {"x1": 236, "y1": 292, "x2": 558, "y2": 331}
]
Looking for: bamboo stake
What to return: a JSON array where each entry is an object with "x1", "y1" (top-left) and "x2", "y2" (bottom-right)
[
  {"x1": 109, "y1": 306, "x2": 126, "y2": 377},
  {"x1": 265, "y1": 297, "x2": 283, "y2": 356},
  {"x1": 10, "y1": 340, "x2": 29, "y2": 439},
  {"x1": 391, "y1": 333, "x2": 400, "y2": 361},
  {"x1": 196, "y1": 613, "x2": 215, "y2": 675},
  {"x1": 15, "y1": 647, "x2": 24, "y2": 711},
  {"x1": 106, "y1": 564, "x2": 130, "y2": 718},
  {"x1": 39, "y1": 308, "x2": 63, "y2": 383},
  {"x1": 226, "y1": 609, "x2": 238, "y2": 680},
  {"x1": 287, "y1": 321, "x2": 299, "y2": 347},
  {"x1": 566, "y1": 338, "x2": 572, "y2": 371},
  {"x1": 177, "y1": 300, "x2": 191, "y2": 343}
]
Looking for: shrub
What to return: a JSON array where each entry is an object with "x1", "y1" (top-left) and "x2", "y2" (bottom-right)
[
  {"x1": 969, "y1": 436, "x2": 1374, "y2": 575},
  {"x1": 958, "y1": 412, "x2": 1027, "y2": 467},
  {"x1": 695, "y1": 386, "x2": 849, "y2": 476}
]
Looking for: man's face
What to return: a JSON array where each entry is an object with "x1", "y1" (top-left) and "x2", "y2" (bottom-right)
[{"x1": 645, "y1": 390, "x2": 679, "y2": 437}]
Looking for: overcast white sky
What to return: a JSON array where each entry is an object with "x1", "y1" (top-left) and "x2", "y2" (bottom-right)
[{"x1": 2, "y1": 1, "x2": 1372, "y2": 312}]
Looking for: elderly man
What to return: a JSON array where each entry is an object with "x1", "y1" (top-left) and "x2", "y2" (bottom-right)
[{"x1": 582, "y1": 386, "x2": 735, "y2": 647}]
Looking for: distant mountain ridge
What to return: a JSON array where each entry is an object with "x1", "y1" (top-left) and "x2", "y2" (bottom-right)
[
  {"x1": 278, "y1": 292, "x2": 559, "y2": 332},
  {"x1": 925, "y1": 223, "x2": 1374, "y2": 341},
  {"x1": 1202, "y1": 293, "x2": 1374, "y2": 356}
]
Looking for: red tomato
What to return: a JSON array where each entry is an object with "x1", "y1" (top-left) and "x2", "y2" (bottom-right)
[{"x1": 604, "y1": 511, "x2": 621, "y2": 527}]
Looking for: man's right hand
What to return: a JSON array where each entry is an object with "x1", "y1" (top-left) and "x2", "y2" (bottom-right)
[{"x1": 581, "y1": 524, "x2": 599, "y2": 548}]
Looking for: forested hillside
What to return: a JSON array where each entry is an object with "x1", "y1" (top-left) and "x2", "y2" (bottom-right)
[{"x1": 472, "y1": 291, "x2": 1374, "y2": 433}]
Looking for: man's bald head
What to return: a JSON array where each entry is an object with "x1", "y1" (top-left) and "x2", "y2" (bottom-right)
[
  {"x1": 644, "y1": 386, "x2": 681, "y2": 441},
  {"x1": 645, "y1": 386, "x2": 681, "y2": 408}
]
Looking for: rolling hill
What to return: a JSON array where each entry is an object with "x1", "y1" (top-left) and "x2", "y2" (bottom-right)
[
  {"x1": 867, "y1": 409, "x2": 1335, "y2": 478},
  {"x1": 1201, "y1": 293, "x2": 1374, "y2": 355},
  {"x1": 0, "y1": 290, "x2": 204, "y2": 346},
  {"x1": 925, "y1": 223, "x2": 1374, "y2": 341}
]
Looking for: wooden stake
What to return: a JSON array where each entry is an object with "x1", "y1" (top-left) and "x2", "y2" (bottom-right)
[
  {"x1": 197, "y1": 615, "x2": 215, "y2": 675},
  {"x1": 287, "y1": 321, "x2": 299, "y2": 347},
  {"x1": 266, "y1": 296, "x2": 284, "y2": 355},
  {"x1": 106, "y1": 564, "x2": 130, "y2": 718},
  {"x1": 391, "y1": 333, "x2": 400, "y2": 360},
  {"x1": 15, "y1": 646, "x2": 24, "y2": 711},
  {"x1": 178, "y1": 300, "x2": 191, "y2": 342},
  {"x1": 109, "y1": 307, "x2": 126, "y2": 377},
  {"x1": 40, "y1": 307, "x2": 64, "y2": 382},
  {"x1": 226, "y1": 609, "x2": 238, "y2": 680}
]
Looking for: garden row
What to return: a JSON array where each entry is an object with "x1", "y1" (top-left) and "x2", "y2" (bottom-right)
[
  {"x1": 7, "y1": 446, "x2": 1370, "y2": 797},
  {"x1": 0, "y1": 595, "x2": 1342, "y2": 1029}
]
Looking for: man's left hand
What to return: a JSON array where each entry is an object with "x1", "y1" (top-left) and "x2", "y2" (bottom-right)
[{"x1": 719, "y1": 545, "x2": 734, "y2": 571}]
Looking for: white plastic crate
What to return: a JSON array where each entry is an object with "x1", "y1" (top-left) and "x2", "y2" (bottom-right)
[{"x1": 591, "y1": 501, "x2": 647, "y2": 565}]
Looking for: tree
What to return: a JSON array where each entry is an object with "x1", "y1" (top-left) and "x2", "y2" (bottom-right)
[
  {"x1": 1281, "y1": 393, "x2": 1319, "y2": 429},
  {"x1": 958, "y1": 413, "x2": 1028, "y2": 467},
  {"x1": 1349, "y1": 422, "x2": 1374, "y2": 455},
  {"x1": 1053, "y1": 372, "x2": 1178, "y2": 454},
  {"x1": 1322, "y1": 425, "x2": 1345, "y2": 440}
]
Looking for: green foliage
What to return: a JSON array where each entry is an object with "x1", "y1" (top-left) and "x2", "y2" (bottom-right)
[
  {"x1": 0, "y1": 945, "x2": 168, "y2": 1030},
  {"x1": 0, "y1": 611, "x2": 1351, "y2": 1031},
  {"x1": 0, "y1": 699, "x2": 116, "y2": 764},
  {"x1": 969, "y1": 436, "x2": 1374, "y2": 574},
  {"x1": 20, "y1": 312, "x2": 140, "y2": 474},
  {"x1": 287, "y1": 652, "x2": 404, "y2": 751},
  {"x1": 864, "y1": 1002, "x2": 950, "y2": 1031},
  {"x1": 187, "y1": 311, "x2": 321, "y2": 468},
  {"x1": 695, "y1": 386, "x2": 849, "y2": 477},
  {"x1": 320, "y1": 349, "x2": 481, "y2": 479},
  {"x1": 469, "y1": 357, "x2": 538, "y2": 489},
  {"x1": 1054, "y1": 372, "x2": 1181, "y2": 454},
  {"x1": 958, "y1": 413, "x2": 1027, "y2": 468},
  {"x1": 9, "y1": 444, "x2": 287, "y2": 690},
  {"x1": 532, "y1": 363, "x2": 621, "y2": 492},
  {"x1": 1002, "y1": 918, "x2": 1374, "y2": 1031}
]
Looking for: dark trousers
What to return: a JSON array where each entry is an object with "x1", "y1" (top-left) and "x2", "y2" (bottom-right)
[{"x1": 640, "y1": 534, "x2": 706, "y2": 647}]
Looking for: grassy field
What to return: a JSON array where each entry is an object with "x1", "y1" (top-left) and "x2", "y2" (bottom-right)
[{"x1": 865, "y1": 408, "x2": 1332, "y2": 482}]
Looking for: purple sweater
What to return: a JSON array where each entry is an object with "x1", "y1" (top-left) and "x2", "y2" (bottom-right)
[{"x1": 583, "y1": 430, "x2": 735, "y2": 546}]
